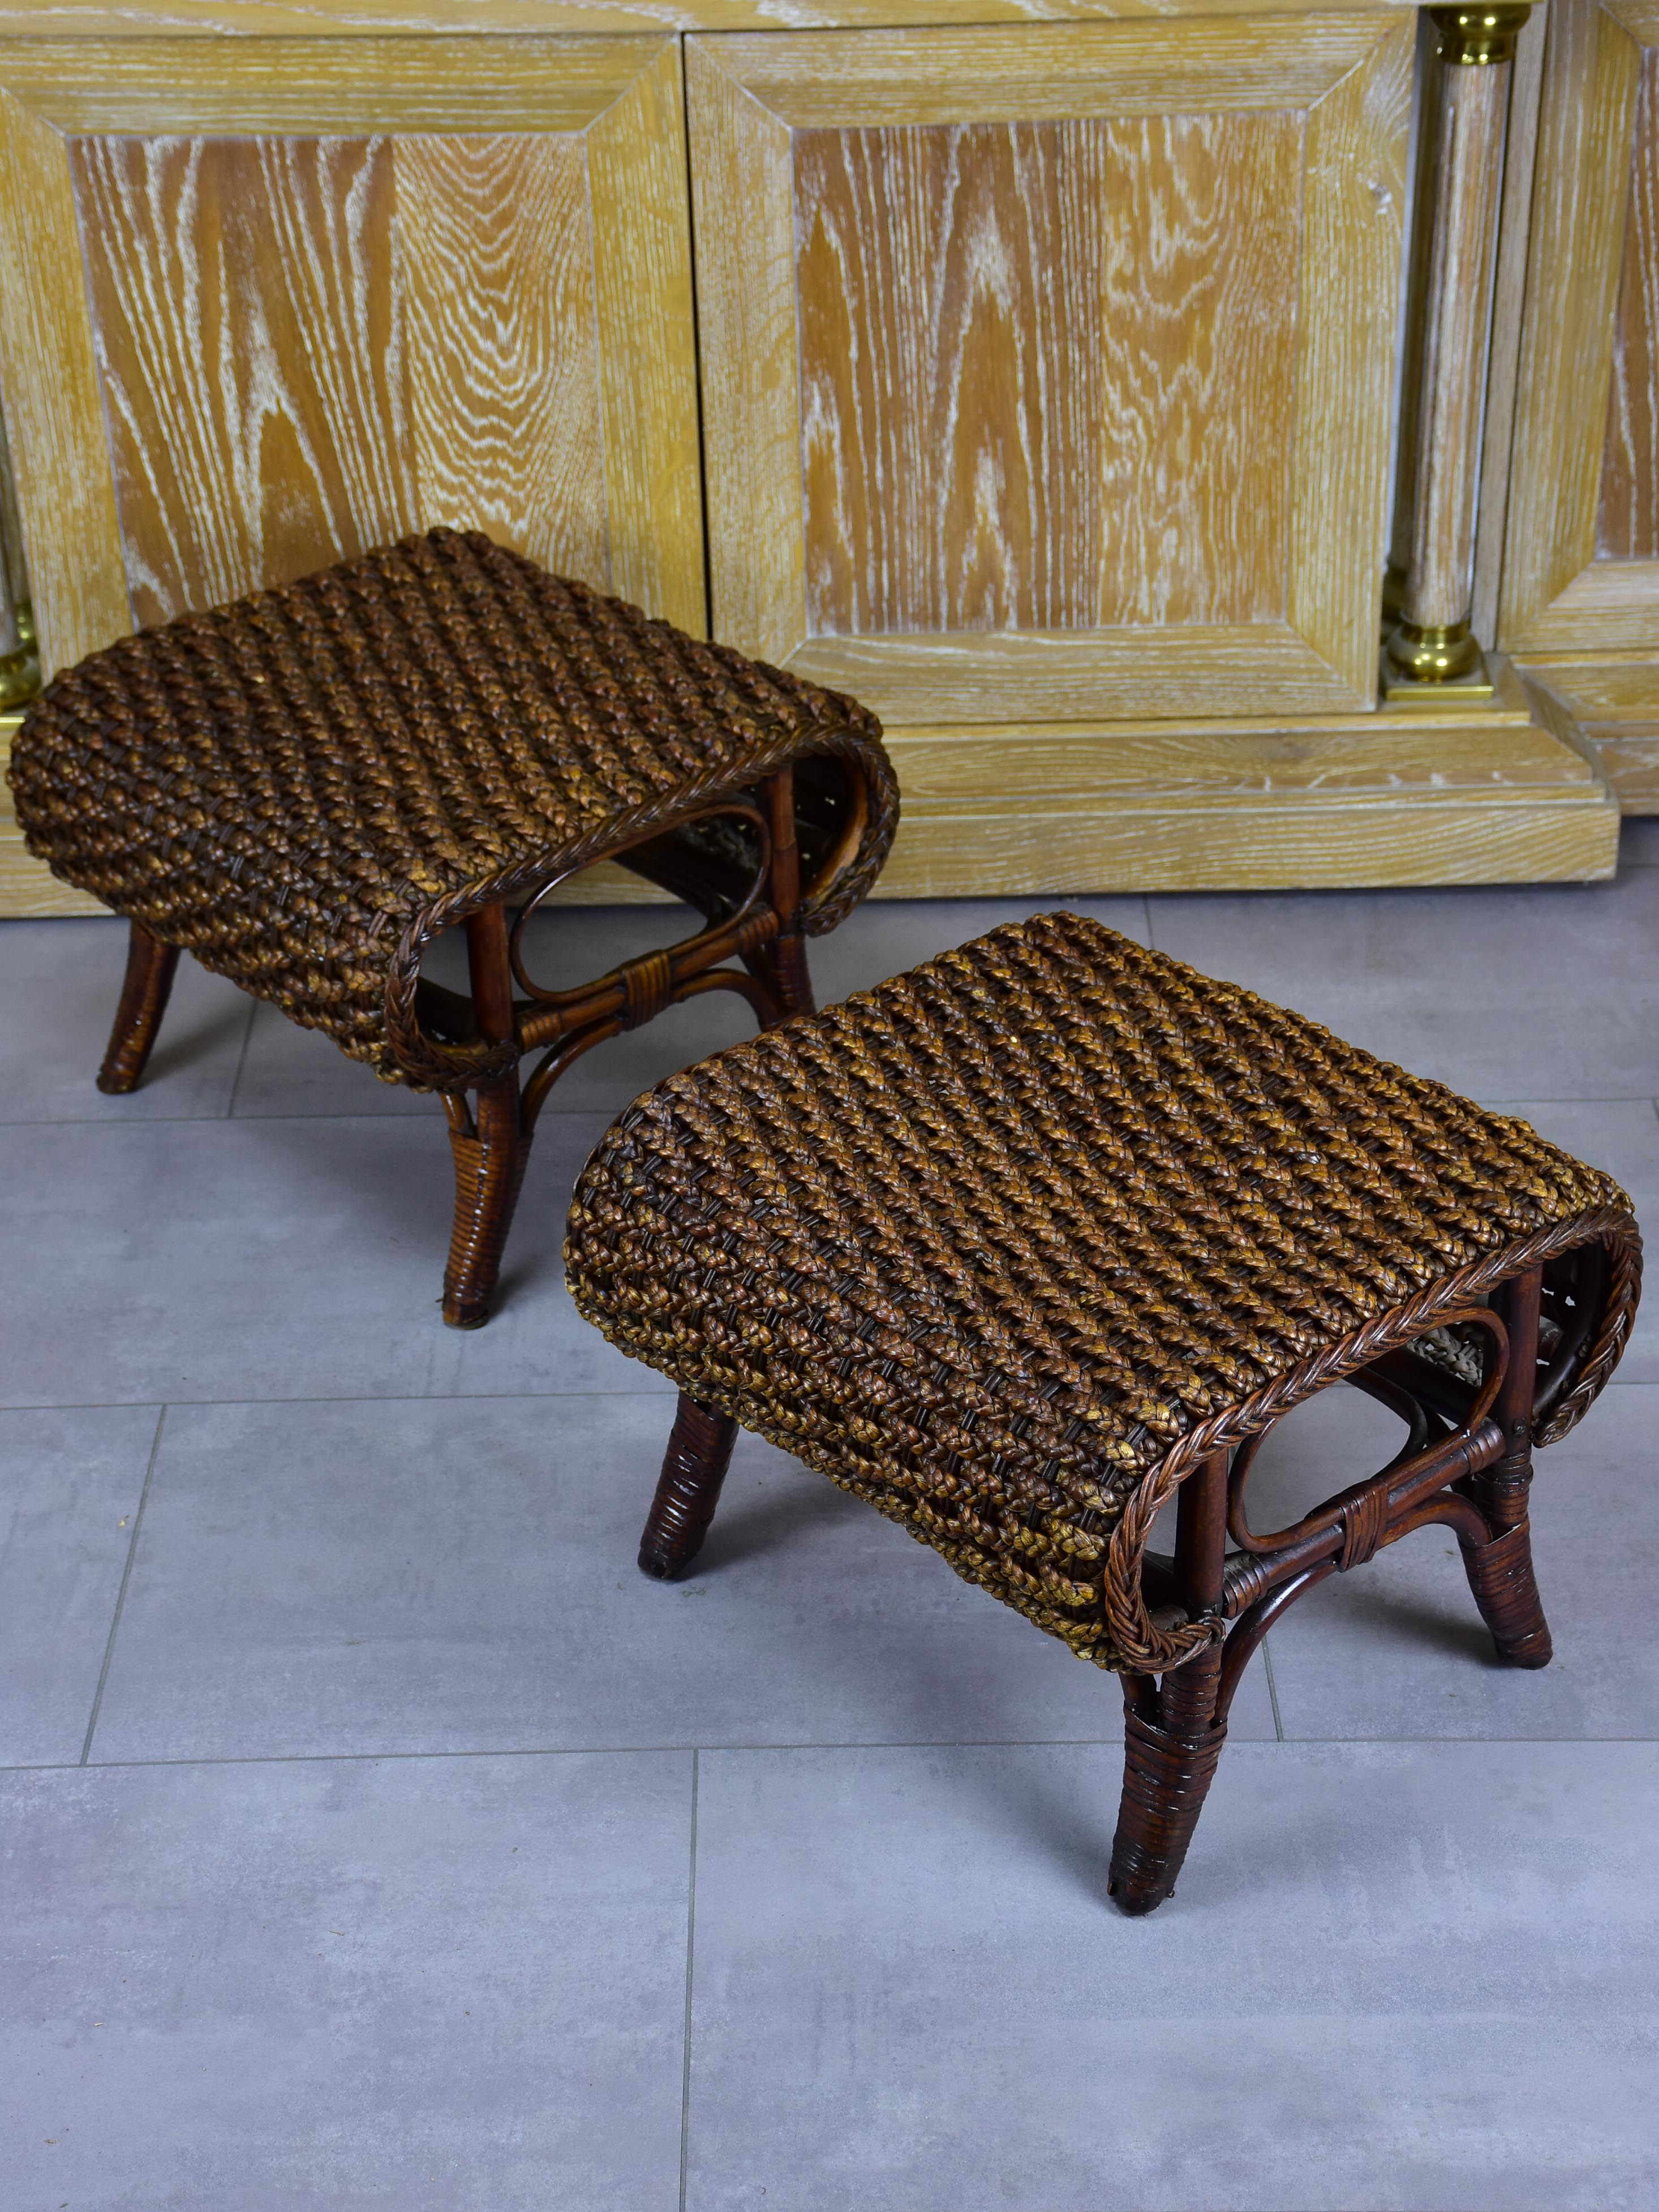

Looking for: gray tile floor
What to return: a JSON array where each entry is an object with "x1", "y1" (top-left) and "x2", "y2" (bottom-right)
[{"x1": 3, "y1": 839, "x2": 1657, "y2": 2211}]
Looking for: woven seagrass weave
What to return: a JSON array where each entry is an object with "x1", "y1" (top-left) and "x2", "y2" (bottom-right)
[
  {"x1": 6, "y1": 527, "x2": 895, "y2": 1089},
  {"x1": 565, "y1": 911, "x2": 1641, "y2": 1675}
]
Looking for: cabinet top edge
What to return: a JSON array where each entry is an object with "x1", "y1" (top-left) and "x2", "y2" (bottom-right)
[{"x1": 0, "y1": 0, "x2": 1417, "y2": 37}]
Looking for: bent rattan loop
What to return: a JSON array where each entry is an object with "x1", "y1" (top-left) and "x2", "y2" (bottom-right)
[{"x1": 565, "y1": 911, "x2": 1641, "y2": 1678}]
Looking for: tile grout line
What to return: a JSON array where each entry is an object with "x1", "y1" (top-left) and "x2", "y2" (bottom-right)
[
  {"x1": 679, "y1": 1748, "x2": 699, "y2": 2212},
  {"x1": 1261, "y1": 1638, "x2": 1286, "y2": 1742},
  {"x1": 35, "y1": 1732, "x2": 1658, "y2": 1781},
  {"x1": 81, "y1": 1404, "x2": 166, "y2": 1766},
  {"x1": 224, "y1": 999, "x2": 258, "y2": 1120}
]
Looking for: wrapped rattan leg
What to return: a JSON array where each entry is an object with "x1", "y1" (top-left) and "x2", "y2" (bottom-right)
[
  {"x1": 1461, "y1": 1517, "x2": 1553, "y2": 1668},
  {"x1": 442, "y1": 1072, "x2": 530, "y2": 1329},
  {"x1": 639, "y1": 1393, "x2": 738, "y2": 1579},
  {"x1": 97, "y1": 921, "x2": 180, "y2": 1094},
  {"x1": 1107, "y1": 1644, "x2": 1227, "y2": 1915},
  {"x1": 1459, "y1": 1266, "x2": 1553, "y2": 1668}
]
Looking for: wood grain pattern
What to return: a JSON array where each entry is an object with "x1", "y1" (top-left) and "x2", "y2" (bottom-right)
[
  {"x1": 0, "y1": 87, "x2": 130, "y2": 675},
  {"x1": 0, "y1": 35, "x2": 673, "y2": 135},
  {"x1": 1, "y1": 36, "x2": 699, "y2": 655},
  {"x1": 687, "y1": 40, "x2": 803, "y2": 662},
  {"x1": 786, "y1": 623, "x2": 1351, "y2": 723},
  {"x1": 399, "y1": 132, "x2": 608, "y2": 586},
  {"x1": 0, "y1": 0, "x2": 1422, "y2": 33},
  {"x1": 693, "y1": 15, "x2": 1407, "y2": 716},
  {"x1": 796, "y1": 113, "x2": 1301, "y2": 637},
  {"x1": 1471, "y1": 6, "x2": 1546, "y2": 645},
  {"x1": 1598, "y1": 45, "x2": 1659, "y2": 555},
  {"x1": 72, "y1": 131, "x2": 415, "y2": 624},
  {"x1": 1399, "y1": 54, "x2": 1509, "y2": 629},
  {"x1": 1284, "y1": 9, "x2": 1411, "y2": 698},
  {"x1": 587, "y1": 40, "x2": 704, "y2": 633},
  {"x1": 694, "y1": 20, "x2": 1396, "y2": 128},
  {"x1": 1499, "y1": 0, "x2": 1644, "y2": 650}
]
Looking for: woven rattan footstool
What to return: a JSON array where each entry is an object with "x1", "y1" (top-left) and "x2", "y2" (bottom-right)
[
  {"x1": 6, "y1": 528, "x2": 896, "y2": 1326},
  {"x1": 566, "y1": 912, "x2": 1640, "y2": 1912}
]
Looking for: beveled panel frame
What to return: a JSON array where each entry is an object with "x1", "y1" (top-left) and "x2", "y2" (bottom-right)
[
  {"x1": 1499, "y1": 0, "x2": 1659, "y2": 655},
  {"x1": 0, "y1": 35, "x2": 703, "y2": 676},
  {"x1": 687, "y1": 16, "x2": 1413, "y2": 723}
]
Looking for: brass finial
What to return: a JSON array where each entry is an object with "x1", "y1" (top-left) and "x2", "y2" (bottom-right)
[
  {"x1": 1383, "y1": 616, "x2": 1486, "y2": 686},
  {"x1": 0, "y1": 597, "x2": 40, "y2": 712},
  {"x1": 1430, "y1": 5, "x2": 1530, "y2": 66}
]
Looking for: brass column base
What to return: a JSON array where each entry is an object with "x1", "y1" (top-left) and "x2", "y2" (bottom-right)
[{"x1": 1382, "y1": 618, "x2": 1495, "y2": 702}]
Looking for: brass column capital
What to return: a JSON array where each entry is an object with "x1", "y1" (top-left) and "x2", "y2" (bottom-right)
[{"x1": 1429, "y1": 5, "x2": 1530, "y2": 67}]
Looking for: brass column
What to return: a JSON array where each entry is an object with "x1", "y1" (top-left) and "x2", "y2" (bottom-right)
[{"x1": 1385, "y1": 5, "x2": 1529, "y2": 693}]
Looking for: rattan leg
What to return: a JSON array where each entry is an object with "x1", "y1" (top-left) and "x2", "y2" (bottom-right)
[
  {"x1": 1107, "y1": 1643, "x2": 1228, "y2": 1915},
  {"x1": 441, "y1": 1071, "x2": 530, "y2": 1329},
  {"x1": 97, "y1": 921, "x2": 180, "y2": 1094},
  {"x1": 1460, "y1": 1517, "x2": 1553, "y2": 1668},
  {"x1": 639, "y1": 1393, "x2": 738, "y2": 1579},
  {"x1": 1459, "y1": 1265, "x2": 1553, "y2": 1668}
]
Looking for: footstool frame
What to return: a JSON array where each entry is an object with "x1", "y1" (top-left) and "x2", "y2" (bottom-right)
[
  {"x1": 637, "y1": 1242, "x2": 1622, "y2": 1913},
  {"x1": 99, "y1": 762, "x2": 844, "y2": 1326}
]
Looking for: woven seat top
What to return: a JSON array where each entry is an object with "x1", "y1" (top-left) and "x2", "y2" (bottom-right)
[
  {"x1": 6, "y1": 529, "x2": 894, "y2": 1086},
  {"x1": 566, "y1": 911, "x2": 1641, "y2": 1672}
]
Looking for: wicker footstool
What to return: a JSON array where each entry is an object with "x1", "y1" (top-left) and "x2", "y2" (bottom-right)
[
  {"x1": 6, "y1": 529, "x2": 895, "y2": 1325},
  {"x1": 566, "y1": 912, "x2": 1640, "y2": 1912}
]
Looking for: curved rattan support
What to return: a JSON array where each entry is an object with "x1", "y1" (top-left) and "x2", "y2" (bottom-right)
[
  {"x1": 382, "y1": 729, "x2": 890, "y2": 1093},
  {"x1": 1103, "y1": 1213, "x2": 1639, "y2": 1675},
  {"x1": 97, "y1": 920, "x2": 179, "y2": 1094},
  {"x1": 639, "y1": 1393, "x2": 739, "y2": 1579},
  {"x1": 505, "y1": 797, "x2": 772, "y2": 1008}
]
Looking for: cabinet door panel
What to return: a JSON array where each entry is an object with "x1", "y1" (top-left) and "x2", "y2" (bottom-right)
[
  {"x1": 1501, "y1": 0, "x2": 1659, "y2": 651},
  {"x1": 0, "y1": 36, "x2": 702, "y2": 676},
  {"x1": 690, "y1": 17, "x2": 1411, "y2": 725}
]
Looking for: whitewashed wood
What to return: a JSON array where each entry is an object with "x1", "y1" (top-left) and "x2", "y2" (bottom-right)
[
  {"x1": 1499, "y1": 0, "x2": 1645, "y2": 650},
  {"x1": 400, "y1": 132, "x2": 610, "y2": 585},
  {"x1": 687, "y1": 40, "x2": 803, "y2": 661},
  {"x1": 0, "y1": 34, "x2": 699, "y2": 654},
  {"x1": 794, "y1": 113, "x2": 1303, "y2": 637},
  {"x1": 0, "y1": 35, "x2": 674, "y2": 132},
  {"x1": 587, "y1": 39, "x2": 704, "y2": 633},
  {"x1": 72, "y1": 131, "x2": 417, "y2": 624},
  {"x1": 787, "y1": 624, "x2": 1358, "y2": 722},
  {"x1": 1398, "y1": 52, "x2": 1509, "y2": 632},
  {"x1": 1471, "y1": 6, "x2": 1546, "y2": 646},
  {"x1": 0, "y1": 0, "x2": 1420, "y2": 36},
  {"x1": 0, "y1": 87, "x2": 130, "y2": 675},
  {"x1": 693, "y1": 19, "x2": 1398, "y2": 127},
  {"x1": 1598, "y1": 45, "x2": 1659, "y2": 554},
  {"x1": 1287, "y1": 10, "x2": 1411, "y2": 698},
  {"x1": 693, "y1": 15, "x2": 1408, "y2": 716}
]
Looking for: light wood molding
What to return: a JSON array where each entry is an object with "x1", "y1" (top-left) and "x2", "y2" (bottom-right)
[
  {"x1": 785, "y1": 627, "x2": 1358, "y2": 725},
  {"x1": 690, "y1": 18, "x2": 1395, "y2": 124},
  {"x1": 0, "y1": 87, "x2": 131, "y2": 672},
  {"x1": 0, "y1": 34, "x2": 703, "y2": 672},
  {"x1": 691, "y1": 13, "x2": 1411, "y2": 724},
  {"x1": 1471, "y1": 7, "x2": 1546, "y2": 645},
  {"x1": 587, "y1": 41, "x2": 704, "y2": 635},
  {"x1": 0, "y1": 35, "x2": 672, "y2": 132},
  {"x1": 1498, "y1": 0, "x2": 1659, "y2": 655},
  {"x1": 0, "y1": 0, "x2": 1419, "y2": 37}
]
